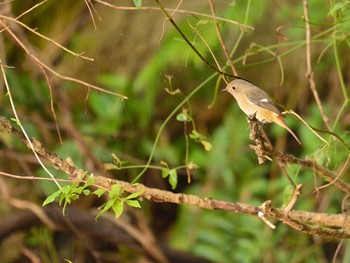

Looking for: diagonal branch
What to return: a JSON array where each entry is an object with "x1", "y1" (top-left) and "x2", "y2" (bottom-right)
[
  {"x1": 303, "y1": 0, "x2": 331, "y2": 131},
  {"x1": 0, "y1": 20, "x2": 127, "y2": 99},
  {"x1": 154, "y1": 0, "x2": 236, "y2": 78},
  {"x1": 1, "y1": 115, "x2": 350, "y2": 238}
]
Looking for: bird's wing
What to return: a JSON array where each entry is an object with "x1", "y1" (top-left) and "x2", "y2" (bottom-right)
[{"x1": 246, "y1": 89, "x2": 283, "y2": 115}]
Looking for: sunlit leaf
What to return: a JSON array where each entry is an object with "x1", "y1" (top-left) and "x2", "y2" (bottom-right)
[
  {"x1": 125, "y1": 190, "x2": 143, "y2": 200},
  {"x1": 125, "y1": 199, "x2": 141, "y2": 208},
  {"x1": 162, "y1": 168, "x2": 170, "y2": 178},
  {"x1": 113, "y1": 201, "x2": 124, "y2": 218},
  {"x1": 109, "y1": 184, "x2": 121, "y2": 198},
  {"x1": 168, "y1": 169, "x2": 178, "y2": 189},
  {"x1": 82, "y1": 189, "x2": 90, "y2": 195},
  {"x1": 104, "y1": 163, "x2": 118, "y2": 170},
  {"x1": 94, "y1": 188, "x2": 106, "y2": 197},
  {"x1": 201, "y1": 140, "x2": 212, "y2": 151},
  {"x1": 43, "y1": 188, "x2": 63, "y2": 206},
  {"x1": 176, "y1": 112, "x2": 192, "y2": 122}
]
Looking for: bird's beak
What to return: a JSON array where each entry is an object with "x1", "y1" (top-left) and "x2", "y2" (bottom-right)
[{"x1": 221, "y1": 88, "x2": 227, "y2": 92}]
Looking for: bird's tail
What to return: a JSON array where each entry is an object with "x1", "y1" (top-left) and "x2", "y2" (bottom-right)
[{"x1": 275, "y1": 115, "x2": 302, "y2": 145}]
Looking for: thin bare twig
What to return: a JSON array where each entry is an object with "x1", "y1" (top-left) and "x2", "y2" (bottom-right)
[
  {"x1": 15, "y1": 0, "x2": 48, "y2": 20},
  {"x1": 316, "y1": 154, "x2": 350, "y2": 191},
  {"x1": 258, "y1": 206, "x2": 276, "y2": 229},
  {"x1": 188, "y1": 22, "x2": 222, "y2": 72},
  {"x1": 0, "y1": 58, "x2": 61, "y2": 188},
  {"x1": 303, "y1": 0, "x2": 332, "y2": 131},
  {"x1": 84, "y1": 0, "x2": 98, "y2": 30},
  {"x1": 39, "y1": 65, "x2": 63, "y2": 144},
  {"x1": 0, "y1": 20, "x2": 128, "y2": 99},
  {"x1": 208, "y1": 0, "x2": 237, "y2": 78},
  {"x1": 154, "y1": 0, "x2": 236, "y2": 78},
  {"x1": 0, "y1": 15, "x2": 94, "y2": 61},
  {"x1": 283, "y1": 184, "x2": 303, "y2": 215},
  {"x1": 94, "y1": 0, "x2": 255, "y2": 30}
]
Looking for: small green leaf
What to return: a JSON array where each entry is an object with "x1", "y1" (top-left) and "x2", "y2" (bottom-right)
[
  {"x1": 43, "y1": 189, "x2": 63, "y2": 206},
  {"x1": 82, "y1": 189, "x2": 90, "y2": 195},
  {"x1": 96, "y1": 199, "x2": 115, "y2": 220},
  {"x1": 125, "y1": 191, "x2": 143, "y2": 200},
  {"x1": 125, "y1": 199, "x2": 141, "y2": 208},
  {"x1": 161, "y1": 168, "x2": 170, "y2": 178},
  {"x1": 201, "y1": 140, "x2": 212, "y2": 151},
  {"x1": 189, "y1": 130, "x2": 201, "y2": 140},
  {"x1": 190, "y1": 130, "x2": 212, "y2": 151},
  {"x1": 94, "y1": 188, "x2": 106, "y2": 197},
  {"x1": 133, "y1": 0, "x2": 142, "y2": 9},
  {"x1": 187, "y1": 162, "x2": 199, "y2": 170},
  {"x1": 109, "y1": 184, "x2": 121, "y2": 198},
  {"x1": 10, "y1": 118, "x2": 21, "y2": 126},
  {"x1": 113, "y1": 201, "x2": 124, "y2": 218},
  {"x1": 70, "y1": 193, "x2": 79, "y2": 200},
  {"x1": 76, "y1": 186, "x2": 84, "y2": 194},
  {"x1": 104, "y1": 163, "x2": 118, "y2": 170},
  {"x1": 86, "y1": 176, "x2": 94, "y2": 186},
  {"x1": 168, "y1": 169, "x2": 178, "y2": 189},
  {"x1": 176, "y1": 112, "x2": 192, "y2": 122},
  {"x1": 196, "y1": 19, "x2": 210, "y2": 26}
]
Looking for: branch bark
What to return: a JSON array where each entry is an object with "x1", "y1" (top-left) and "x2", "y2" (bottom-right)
[{"x1": 0, "y1": 115, "x2": 349, "y2": 238}]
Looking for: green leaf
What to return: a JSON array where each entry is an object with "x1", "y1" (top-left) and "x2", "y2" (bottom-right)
[
  {"x1": 43, "y1": 188, "x2": 63, "y2": 206},
  {"x1": 125, "y1": 199, "x2": 141, "y2": 208},
  {"x1": 96, "y1": 199, "x2": 115, "y2": 220},
  {"x1": 196, "y1": 19, "x2": 210, "y2": 26},
  {"x1": 85, "y1": 176, "x2": 94, "y2": 186},
  {"x1": 82, "y1": 189, "x2": 90, "y2": 195},
  {"x1": 112, "y1": 201, "x2": 124, "y2": 218},
  {"x1": 76, "y1": 186, "x2": 84, "y2": 194},
  {"x1": 70, "y1": 193, "x2": 79, "y2": 200},
  {"x1": 104, "y1": 163, "x2": 118, "y2": 170},
  {"x1": 168, "y1": 169, "x2": 178, "y2": 189},
  {"x1": 125, "y1": 190, "x2": 143, "y2": 200},
  {"x1": 201, "y1": 140, "x2": 212, "y2": 151},
  {"x1": 176, "y1": 112, "x2": 192, "y2": 122},
  {"x1": 190, "y1": 130, "x2": 212, "y2": 151},
  {"x1": 161, "y1": 168, "x2": 170, "y2": 178},
  {"x1": 109, "y1": 184, "x2": 121, "y2": 198},
  {"x1": 93, "y1": 188, "x2": 106, "y2": 197},
  {"x1": 189, "y1": 129, "x2": 201, "y2": 140},
  {"x1": 133, "y1": 0, "x2": 142, "y2": 9}
]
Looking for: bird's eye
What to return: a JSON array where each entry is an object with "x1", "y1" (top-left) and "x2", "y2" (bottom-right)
[{"x1": 232, "y1": 85, "x2": 237, "y2": 90}]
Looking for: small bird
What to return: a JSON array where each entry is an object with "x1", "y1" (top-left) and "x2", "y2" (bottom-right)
[{"x1": 222, "y1": 79, "x2": 301, "y2": 145}]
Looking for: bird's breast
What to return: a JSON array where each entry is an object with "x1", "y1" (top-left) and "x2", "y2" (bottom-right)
[{"x1": 235, "y1": 95, "x2": 275, "y2": 123}]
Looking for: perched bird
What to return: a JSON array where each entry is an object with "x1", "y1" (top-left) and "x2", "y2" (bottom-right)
[{"x1": 222, "y1": 79, "x2": 301, "y2": 145}]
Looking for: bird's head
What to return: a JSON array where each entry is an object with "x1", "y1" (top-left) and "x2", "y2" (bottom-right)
[{"x1": 222, "y1": 79, "x2": 251, "y2": 99}]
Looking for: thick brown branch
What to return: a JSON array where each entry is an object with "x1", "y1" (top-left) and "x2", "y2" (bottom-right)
[{"x1": 1, "y1": 115, "x2": 350, "y2": 238}]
